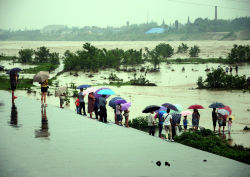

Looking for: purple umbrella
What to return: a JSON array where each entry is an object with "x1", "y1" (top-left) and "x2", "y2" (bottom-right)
[
  {"x1": 121, "y1": 102, "x2": 131, "y2": 111},
  {"x1": 162, "y1": 103, "x2": 178, "y2": 111},
  {"x1": 155, "y1": 106, "x2": 166, "y2": 113},
  {"x1": 94, "y1": 87, "x2": 111, "y2": 98},
  {"x1": 114, "y1": 99, "x2": 127, "y2": 105}
]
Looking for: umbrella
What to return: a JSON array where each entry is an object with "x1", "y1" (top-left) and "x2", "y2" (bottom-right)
[
  {"x1": 6, "y1": 67, "x2": 22, "y2": 74},
  {"x1": 55, "y1": 86, "x2": 67, "y2": 97},
  {"x1": 33, "y1": 71, "x2": 49, "y2": 83},
  {"x1": 97, "y1": 89, "x2": 115, "y2": 95},
  {"x1": 142, "y1": 105, "x2": 160, "y2": 113},
  {"x1": 77, "y1": 84, "x2": 91, "y2": 89},
  {"x1": 83, "y1": 87, "x2": 97, "y2": 95},
  {"x1": 170, "y1": 104, "x2": 183, "y2": 114},
  {"x1": 94, "y1": 87, "x2": 111, "y2": 98},
  {"x1": 209, "y1": 102, "x2": 225, "y2": 108},
  {"x1": 109, "y1": 97, "x2": 124, "y2": 108},
  {"x1": 162, "y1": 103, "x2": 178, "y2": 111},
  {"x1": 188, "y1": 104, "x2": 204, "y2": 109},
  {"x1": 114, "y1": 99, "x2": 127, "y2": 105},
  {"x1": 121, "y1": 102, "x2": 131, "y2": 111},
  {"x1": 219, "y1": 106, "x2": 232, "y2": 115},
  {"x1": 157, "y1": 111, "x2": 166, "y2": 118},
  {"x1": 218, "y1": 109, "x2": 230, "y2": 116},
  {"x1": 155, "y1": 106, "x2": 166, "y2": 113},
  {"x1": 181, "y1": 111, "x2": 192, "y2": 116}
]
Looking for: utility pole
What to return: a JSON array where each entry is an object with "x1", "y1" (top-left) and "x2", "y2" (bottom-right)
[{"x1": 215, "y1": 6, "x2": 217, "y2": 20}]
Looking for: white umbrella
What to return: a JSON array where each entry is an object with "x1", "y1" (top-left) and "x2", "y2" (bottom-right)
[
  {"x1": 218, "y1": 109, "x2": 230, "y2": 116},
  {"x1": 33, "y1": 71, "x2": 50, "y2": 83},
  {"x1": 55, "y1": 86, "x2": 67, "y2": 97}
]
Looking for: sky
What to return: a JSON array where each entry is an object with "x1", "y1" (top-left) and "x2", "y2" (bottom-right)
[{"x1": 0, "y1": 0, "x2": 250, "y2": 30}]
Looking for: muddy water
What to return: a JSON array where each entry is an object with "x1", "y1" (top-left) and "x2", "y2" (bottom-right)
[
  {"x1": 1, "y1": 40, "x2": 250, "y2": 58},
  {"x1": 1, "y1": 41, "x2": 250, "y2": 147}
]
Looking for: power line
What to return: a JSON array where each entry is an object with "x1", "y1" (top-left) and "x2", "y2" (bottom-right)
[{"x1": 167, "y1": 0, "x2": 250, "y2": 12}]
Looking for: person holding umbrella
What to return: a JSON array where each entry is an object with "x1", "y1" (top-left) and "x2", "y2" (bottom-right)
[
  {"x1": 99, "y1": 95, "x2": 107, "y2": 123},
  {"x1": 78, "y1": 88, "x2": 87, "y2": 116},
  {"x1": 192, "y1": 109, "x2": 200, "y2": 131},
  {"x1": 40, "y1": 79, "x2": 49, "y2": 107},
  {"x1": 88, "y1": 92, "x2": 95, "y2": 118},
  {"x1": 212, "y1": 108, "x2": 218, "y2": 132}
]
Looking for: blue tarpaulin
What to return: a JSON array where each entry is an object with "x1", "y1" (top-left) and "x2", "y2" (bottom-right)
[{"x1": 145, "y1": 28, "x2": 165, "y2": 34}]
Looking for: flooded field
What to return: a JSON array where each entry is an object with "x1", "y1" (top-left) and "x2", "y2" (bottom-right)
[{"x1": 0, "y1": 41, "x2": 250, "y2": 147}]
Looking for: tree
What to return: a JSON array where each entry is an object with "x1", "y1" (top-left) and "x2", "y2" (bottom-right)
[
  {"x1": 18, "y1": 49, "x2": 34, "y2": 63},
  {"x1": 177, "y1": 43, "x2": 189, "y2": 53},
  {"x1": 34, "y1": 46, "x2": 50, "y2": 63},
  {"x1": 155, "y1": 43, "x2": 174, "y2": 58},
  {"x1": 49, "y1": 52, "x2": 60, "y2": 65},
  {"x1": 189, "y1": 45, "x2": 200, "y2": 57},
  {"x1": 228, "y1": 44, "x2": 250, "y2": 63},
  {"x1": 144, "y1": 47, "x2": 161, "y2": 70}
]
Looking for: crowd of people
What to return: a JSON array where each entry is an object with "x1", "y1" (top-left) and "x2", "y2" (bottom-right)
[{"x1": 8, "y1": 69, "x2": 233, "y2": 142}]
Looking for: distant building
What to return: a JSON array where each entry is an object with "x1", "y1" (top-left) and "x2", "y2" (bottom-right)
[
  {"x1": 175, "y1": 20, "x2": 179, "y2": 30},
  {"x1": 145, "y1": 28, "x2": 165, "y2": 34}
]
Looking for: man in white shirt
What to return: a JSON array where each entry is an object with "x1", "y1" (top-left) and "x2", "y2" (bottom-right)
[{"x1": 163, "y1": 109, "x2": 174, "y2": 142}]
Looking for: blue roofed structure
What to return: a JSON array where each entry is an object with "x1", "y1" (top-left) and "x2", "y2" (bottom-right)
[{"x1": 145, "y1": 27, "x2": 165, "y2": 34}]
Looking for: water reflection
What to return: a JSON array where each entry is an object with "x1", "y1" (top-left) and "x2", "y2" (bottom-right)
[
  {"x1": 35, "y1": 107, "x2": 50, "y2": 138},
  {"x1": 9, "y1": 102, "x2": 20, "y2": 128}
]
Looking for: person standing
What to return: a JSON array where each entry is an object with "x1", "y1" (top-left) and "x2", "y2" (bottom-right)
[
  {"x1": 225, "y1": 66, "x2": 229, "y2": 74},
  {"x1": 88, "y1": 92, "x2": 95, "y2": 118},
  {"x1": 9, "y1": 70, "x2": 18, "y2": 100},
  {"x1": 229, "y1": 66, "x2": 232, "y2": 74},
  {"x1": 171, "y1": 113, "x2": 181, "y2": 138},
  {"x1": 192, "y1": 109, "x2": 200, "y2": 131},
  {"x1": 78, "y1": 88, "x2": 86, "y2": 116},
  {"x1": 99, "y1": 95, "x2": 107, "y2": 123},
  {"x1": 235, "y1": 64, "x2": 238, "y2": 74},
  {"x1": 163, "y1": 109, "x2": 173, "y2": 142},
  {"x1": 40, "y1": 79, "x2": 48, "y2": 107},
  {"x1": 94, "y1": 97, "x2": 99, "y2": 119},
  {"x1": 157, "y1": 112, "x2": 165, "y2": 138},
  {"x1": 212, "y1": 108, "x2": 218, "y2": 132},
  {"x1": 227, "y1": 118, "x2": 232, "y2": 134},
  {"x1": 183, "y1": 116, "x2": 188, "y2": 131},
  {"x1": 59, "y1": 93, "x2": 66, "y2": 108},
  {"x1": 147, "y1": 111, "x2": 156, "y2": 136}
]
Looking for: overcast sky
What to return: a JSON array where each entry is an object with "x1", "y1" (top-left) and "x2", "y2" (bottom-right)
[{"x1": 0, "y1": 0, "x2": 250, "y2": 30}]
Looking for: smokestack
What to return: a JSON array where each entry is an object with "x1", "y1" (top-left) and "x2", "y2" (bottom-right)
[{"x1": 215, "y1": 6, "x2": 217, "y2": 20}]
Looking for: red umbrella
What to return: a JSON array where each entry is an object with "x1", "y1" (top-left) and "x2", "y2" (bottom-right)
[
  {"x1": 219, "y1": 106, "x2": 232, "y2": 119},
  {"x1": 188, "y1": 104, "x2": 204, "y2": 109}
]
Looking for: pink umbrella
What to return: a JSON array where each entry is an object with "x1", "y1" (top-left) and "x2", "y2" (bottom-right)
[
  {"x1": 181, "y1": 111, "x2": 192, "y2": 117},
  {"x1": 121, "y1": 102, "x2": 131, "y2": 111},
  {"x1": 83, "y1": 87, "x2": 97, "y2": 95}
]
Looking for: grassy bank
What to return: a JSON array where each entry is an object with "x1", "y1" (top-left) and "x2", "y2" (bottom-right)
[
  {"x1": 0, "y1": 76, "x2": 33, "y2": 90},
  {"x1": 169, "y1": 58, "x2": 229, "y2": 64},
  {"x1": 22, "y1": 63, "x2": 59, "y2": 74},
  {"x1": 175, "y1": 130, "x2": 250, "y2": 165}
]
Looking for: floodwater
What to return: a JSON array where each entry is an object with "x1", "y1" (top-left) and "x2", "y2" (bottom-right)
[{"x1": 0, "y1": 41, "x2": 250, "y2": 147}]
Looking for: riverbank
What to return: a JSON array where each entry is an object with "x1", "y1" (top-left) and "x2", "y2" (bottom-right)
[{"x1": 0, "y1": 91, "x2": 249, "y2": 177}]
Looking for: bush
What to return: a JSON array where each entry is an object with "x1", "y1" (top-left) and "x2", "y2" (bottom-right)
[
  {"x1": 128, "y1": 116, "x2": 148, "y2": 130},
  {"x1": 199, "y1": 68, "x2": 247, "y2": 89},
  {"x1": 189, "y1": 45, "x2": 200, "y2": 57},
  {"x1": 175, "y1": 130, "x2": 250, "y2": 164},
  {"x1": 18, "y1": 49, "x2": 34, "y2": 63},
  {"x1": 197, "y1": 76, "x2": 204, "y2": 89},
  {"x1": 228, "y1": 44, "x2": 250, "y2": 63},
  {"x1": 34, "y1": 46, "x2": 50, "y2": 63}
]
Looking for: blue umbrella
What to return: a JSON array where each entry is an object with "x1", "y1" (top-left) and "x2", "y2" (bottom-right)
[
  {"x1": 209, "y1": 102, "x2": 225, "y2": 108},
  {"x1": 162, "y1": 103, "x2": 178, "y2": 111},
  {"x1": 97, "y1": 89, "x2": 115, "y2": 95},
  {"x1": 109, "y1": 97, "x2": 124, "y2": 108},
  {"x1": 6, "y1": 67, "x2": 22, "y2": 74},
  {"x1": 77, "y1": 84, "x2": 91, "y2": 89},
  {"x1": 155, "y1": 106, "x2": 166, "y2": 113}
]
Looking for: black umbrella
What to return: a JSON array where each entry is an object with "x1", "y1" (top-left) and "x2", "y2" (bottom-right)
[
  {"x1": 142, "y1": 105, "x2": 160, "y2": 113},
  {"x1": 6, "y1": 67, "x2": 22, "y2": 74},
  {"x1": 162, "y1": 103, "x2": 178, "y2": 111},
  {"x1": 208, "y1": 102, "x2": 225, "y2": 108}
]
